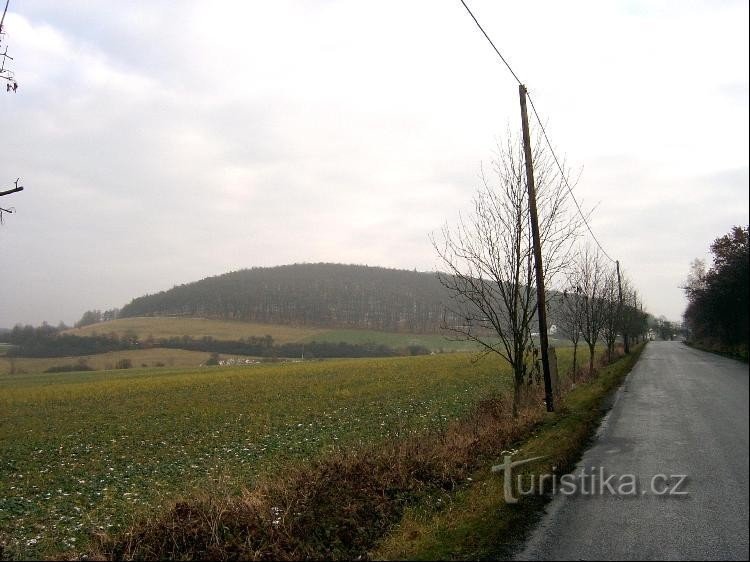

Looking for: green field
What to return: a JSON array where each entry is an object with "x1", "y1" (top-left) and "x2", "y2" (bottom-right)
[
  {"x1": 309, "y1": 328, "x2": 481, "y2": 351},
  {"x1": 0, "y1": 353, "x2": 513, "y2": 559}
]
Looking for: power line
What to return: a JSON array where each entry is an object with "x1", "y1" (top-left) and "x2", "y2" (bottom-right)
[
  {"x1": 458, "y1": 0, "x2": 522, "y2": 86},
  {"x1": 457, "y1": 0, "x2": 616, "y2": 264},
  {"x1": 526, "y1": 93, "x2": 616, "y2": 263},
  {"x1": 0, "y1": 0, "x2": 10, "y2": 35}
]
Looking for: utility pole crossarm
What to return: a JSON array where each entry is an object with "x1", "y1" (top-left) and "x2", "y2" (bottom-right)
[
  {"x1": 0, "y1": 185, "x2": 22, "y2": 197},
  {"x1": 1, "y1": 178, "x2": 23, "y2": 197}
]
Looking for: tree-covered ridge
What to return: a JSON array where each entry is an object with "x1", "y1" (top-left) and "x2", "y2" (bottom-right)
[{"x1": 119, "y1": 263, "x2": 459, "y2": 333}]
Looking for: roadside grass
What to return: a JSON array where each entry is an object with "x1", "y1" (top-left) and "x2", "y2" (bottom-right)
[
  {"x1": 683, "y1": 339, "x2": 748, "y2": 363},
  {"x1": 0, "y1": 353, "x2": 512, "y2": 560},
  {"x1": 0, "y1": 348, "x2": 223, "y2": 376},
  {"x1": 374, "y1": 342, "x2": 646, "y2": 560}
]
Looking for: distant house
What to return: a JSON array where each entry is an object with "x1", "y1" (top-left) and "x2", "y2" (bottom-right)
[{"x1": 531, "y1": 324, "x2": 558, "y2": 338}]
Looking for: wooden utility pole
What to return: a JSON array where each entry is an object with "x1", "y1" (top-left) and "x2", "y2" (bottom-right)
[
  {"x1": 0, "y1": 0, "x2": 9, "y2": 36},
  {"x1": 616, "y1": 260, "x2": 629, "y2": 354},
  {"x1": 518, "y1": 84, "x2": 553, "y2": 412}
]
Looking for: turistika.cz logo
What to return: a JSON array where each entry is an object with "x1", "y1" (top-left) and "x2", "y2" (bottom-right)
[{"x1": 491, "y1": 455, "x2": 688, "y2": 504}]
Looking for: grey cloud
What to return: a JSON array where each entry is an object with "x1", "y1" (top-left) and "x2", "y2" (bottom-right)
[{"x1": 1, "y1": 1, "x2": 748, "y2": 326}]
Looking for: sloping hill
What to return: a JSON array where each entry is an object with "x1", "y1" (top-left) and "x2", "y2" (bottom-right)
[
  {"x1": 66, "y1": 316, "x2": 325, "y2": 343},
  {"x1": 64, "y1": 316, "x2": 480, "y2": 352},
  {"x1": 120, "y1": 263, "x2": 455, "y2": 333}
]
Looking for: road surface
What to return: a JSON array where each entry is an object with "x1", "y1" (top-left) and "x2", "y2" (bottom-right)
[{"x1": 516, "y1": 341, "x2": 749, "y2": 561}]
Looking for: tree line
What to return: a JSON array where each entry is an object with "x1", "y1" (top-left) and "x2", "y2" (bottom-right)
[
  {"x1": 3, "y1": 324, "x2": 429, "y2": 359},
  {"x1": 75, "y1": 308, "x2": 120, "y2": 328},
  {"x1": 551, "y1": 246, "x2": 650, "y2": 380},
  {"x1": 683, "y1": 225, "x2": 748, "y2": 358}
]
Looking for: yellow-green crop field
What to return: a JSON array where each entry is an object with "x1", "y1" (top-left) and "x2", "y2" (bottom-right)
[{"x1": 0, "y1": 353, "x2": 515, "y2": 559}]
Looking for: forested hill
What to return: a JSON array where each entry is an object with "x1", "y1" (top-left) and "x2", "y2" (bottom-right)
[{"x1": 119, "y1": 263, "x2": 456, "y2": 333}]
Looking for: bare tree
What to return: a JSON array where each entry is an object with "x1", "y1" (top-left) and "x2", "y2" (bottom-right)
[
  {"x1": 577, "y1": 244, "x2": 608, "y2": 376},
  {"x1": 0, "y1": 0, "x2": 19, "y2": 93},
  {"x1": 557, "y1": 270, "x2": 585, "y2": 381},
  {"x1": 683, "y1": 258, "x2": 706, "y2": 295},
  {"x1": 624, "y1": 289, "x2": 649, "y2": 344},
  {"x1": 617, "y1": 273, "x2": 639, "y2": 348},
  {"x1": 432, "y1": 130, "x2": 581, "y2": 416},
  {"x1": 601, "y1": 267, "x2": 620, "y2": 361},
  {"x1": 1, "y1": 2, "x2": 23, "y2": 225}
]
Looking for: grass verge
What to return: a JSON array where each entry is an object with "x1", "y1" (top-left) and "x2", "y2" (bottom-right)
[
  {"x1": 374, "y1": 342, "x2": 646, "y2": 560},
  {"x1": 682, "y1": 340, "x2": 748, "y2": 363}
]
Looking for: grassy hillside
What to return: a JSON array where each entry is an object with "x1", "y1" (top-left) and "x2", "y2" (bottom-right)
[
  {"x1": 64, "y1": 316, "x2": 324, "y2": 343},
  {"x1": 0, "y1": 353, "x2": 510, "y2": 559},
  {"x1": 63, "y1": 316, "x2": 479, "y2": 351}
]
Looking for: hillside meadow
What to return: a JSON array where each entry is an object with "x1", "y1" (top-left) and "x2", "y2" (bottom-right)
[
  {"x1": 61, "y1": 316, "x2": 571, "y2": 354},
  {"x1": 63, "y1": 317, "x2": 324, "y2": 343},
  {"x1": 0, "y1": 352, "x2": 527, "y2": 559},
  {"x1": 62, "y1": 316, "x2": 483, "y2": 352}
]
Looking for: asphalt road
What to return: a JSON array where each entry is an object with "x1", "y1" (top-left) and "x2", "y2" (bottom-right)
[{"x1": 516, "y1": 341, "x2": 749, "y2": 561}]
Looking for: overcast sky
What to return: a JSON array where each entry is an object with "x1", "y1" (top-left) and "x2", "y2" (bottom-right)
[{"x1": 0, "y1": 0, "x2": 747, "y2": 327}]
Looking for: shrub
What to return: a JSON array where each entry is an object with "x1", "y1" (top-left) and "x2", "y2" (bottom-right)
[
  {"x1": 114, "y1": 358, "x2": 132, "y2": 370},
  {"x1": 45, "y1": 363, "x2": 94, "y2": 373}
]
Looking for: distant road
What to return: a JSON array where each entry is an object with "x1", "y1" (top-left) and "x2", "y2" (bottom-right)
[{"x1": 517, "y1": 341, "x2": 749, "y2": 561}]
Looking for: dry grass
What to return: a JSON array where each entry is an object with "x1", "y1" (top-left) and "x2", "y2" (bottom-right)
[
  {"x1": 0, "y1": 348, "x2": 219, "y2": 375},
  {"x1": 63, "y1": 317, "x2": 325, "y2": 343},
  {"x1": 61, "y1": 317, "x2": 482, "y2": 352},
  {"x1": 374, "y1": 344, "x2": 642, "y2": 560}
]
